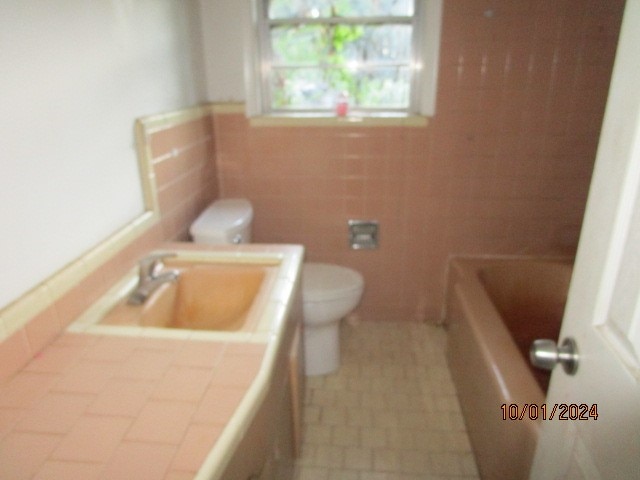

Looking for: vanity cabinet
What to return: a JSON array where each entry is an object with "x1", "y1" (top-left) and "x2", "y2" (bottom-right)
[{"x1": 218, "y1": 285, "x2": 304, "y2": 480}]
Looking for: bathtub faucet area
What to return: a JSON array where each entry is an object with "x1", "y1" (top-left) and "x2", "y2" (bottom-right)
[{"x1": 127, "y1": 252, "x2": 179, "y2": 305}]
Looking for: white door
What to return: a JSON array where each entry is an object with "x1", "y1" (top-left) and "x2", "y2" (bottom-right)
[{"x1": 530, "y1": 2, "x2": 640, "y2": 478}]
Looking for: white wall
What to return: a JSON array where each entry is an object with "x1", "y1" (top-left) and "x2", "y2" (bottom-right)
[
  {"x1": 0, "y1": 0, "x2": 207, "y2": 309},
  {"x1": 198, "y1": 0, "x2": 247, "y2": 102}
]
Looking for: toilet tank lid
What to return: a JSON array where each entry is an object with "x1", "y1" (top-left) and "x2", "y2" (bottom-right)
[
  {"x1": 191, "y1": 199, "x2": 253, "y2": 235},
  {"x1": 303, "y1": 263, "x2": 364, "y2": 302}
]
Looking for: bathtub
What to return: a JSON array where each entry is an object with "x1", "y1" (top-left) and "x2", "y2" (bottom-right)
[{"x1": 444, "y1": 256, "x2": 573, "y2": 480}]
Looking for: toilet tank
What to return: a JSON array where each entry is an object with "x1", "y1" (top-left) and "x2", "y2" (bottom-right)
[{"x1": 190, "y1": 199, "x2": 253, "y2": 244}]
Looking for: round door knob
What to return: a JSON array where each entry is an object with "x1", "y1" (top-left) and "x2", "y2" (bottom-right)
[{"x1": 530, "y1": 337, "x2": 579, "y2": 375}]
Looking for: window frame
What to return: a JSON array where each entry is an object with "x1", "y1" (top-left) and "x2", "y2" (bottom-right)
[{"x1": 244, "y1": 0, "x2": 442, "y2": 118}]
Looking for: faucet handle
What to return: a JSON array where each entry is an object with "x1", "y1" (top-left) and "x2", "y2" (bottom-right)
[{"x1": 138, "y1": 252, "x2": 176, "y2": 279}]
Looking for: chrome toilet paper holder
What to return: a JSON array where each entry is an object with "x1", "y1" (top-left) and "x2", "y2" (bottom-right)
[{"x1": 348, "y1": 220, "x2": 379, "y2": 249}]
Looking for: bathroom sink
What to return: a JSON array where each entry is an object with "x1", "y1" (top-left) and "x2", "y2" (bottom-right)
[{"x1": 100, "y1": 262, "x2": 270, "y2": 332}]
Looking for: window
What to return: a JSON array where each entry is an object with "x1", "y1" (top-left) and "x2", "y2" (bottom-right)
[{"x1": 246, "y1": 0, "x2": 442, "y2": 118}]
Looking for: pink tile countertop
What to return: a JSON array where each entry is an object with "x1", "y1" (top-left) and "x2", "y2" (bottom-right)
[
  {"x1": 0, "y1": 244, "x2": 303, "y2": 479},
  {"x1": 0, "y1": 331, "x2": 265, "y2": 480}
]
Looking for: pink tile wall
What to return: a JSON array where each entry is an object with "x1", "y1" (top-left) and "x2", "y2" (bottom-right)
[
  {"x1": 213, "y1": 0, "x2": 623, "y2": 323},
  {"x1": 150, "y1": 115, "x2": 219, "y2": 241}
]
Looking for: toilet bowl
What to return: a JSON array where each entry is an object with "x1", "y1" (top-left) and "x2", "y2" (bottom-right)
[
  {"x1": 302, "y1": 263, "x2": 364, "y2": 375},
  {"x1": 190, "y1": 198, "x2": 365, "y2": 376}
]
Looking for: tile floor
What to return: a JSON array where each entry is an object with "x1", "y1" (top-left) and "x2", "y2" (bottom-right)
[{"x1": 294, "y1": 321, "x2": 480, "y2": 480}]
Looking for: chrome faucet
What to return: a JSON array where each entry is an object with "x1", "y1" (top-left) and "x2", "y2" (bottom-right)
[{"x1": 127, "y1": 253, "x2": 180, "y2": 305}]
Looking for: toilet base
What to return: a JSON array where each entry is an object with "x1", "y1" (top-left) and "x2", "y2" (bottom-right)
[{"x1": 303, "y1": 321, "x2": 340, "y2": 376}]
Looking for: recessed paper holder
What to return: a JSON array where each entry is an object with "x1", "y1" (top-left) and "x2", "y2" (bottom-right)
[{"x1": 348, "y1": 220, "x2": 379, "y2": 249}]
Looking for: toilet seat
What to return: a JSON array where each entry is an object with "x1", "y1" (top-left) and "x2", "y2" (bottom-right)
[{"x1": 303, "y1": 263, "x2": 364, "y2": 302}]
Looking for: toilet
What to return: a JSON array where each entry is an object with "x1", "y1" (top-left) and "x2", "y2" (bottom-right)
[
  {"x1": 301, "y1": 263, "x2": 363, "y2": 375},
  {"x1": 190, "y1": 198, "x2": 364, "y2": 376},
  {"x1": 190, "y1": 198, "x2": 253, "y2": 244}
]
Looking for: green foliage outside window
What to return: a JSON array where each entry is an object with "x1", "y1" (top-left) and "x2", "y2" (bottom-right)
[{"x1": 267, "y1": 0, "x2": 414, "y2": 112}]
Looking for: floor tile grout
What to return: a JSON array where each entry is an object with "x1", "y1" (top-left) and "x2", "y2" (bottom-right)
[{"x1": 294, "y1": 321, "x2": 480, "y2": 480}]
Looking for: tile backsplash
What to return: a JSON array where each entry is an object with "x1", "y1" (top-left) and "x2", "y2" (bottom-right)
[{"x1": 149, "y1": 114, "x2": 218, "y2": 241}]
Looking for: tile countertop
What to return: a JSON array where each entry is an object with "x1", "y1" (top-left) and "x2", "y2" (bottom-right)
[{"x1": 0, "y1": 243, "x2": 304, "y2": 480}]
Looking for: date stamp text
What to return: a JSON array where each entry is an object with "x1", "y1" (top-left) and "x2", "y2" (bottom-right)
[{"x1": 501, "y1": 403, "x2": 598, "y2": 421}]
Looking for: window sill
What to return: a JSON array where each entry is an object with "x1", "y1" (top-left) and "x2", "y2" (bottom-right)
[
  {"x1": 210, "y1": 103, "x2": 428, "y2": 127},
  {"x1": 249, "y1": 114, "x2": 428, "y2": 128},
  {"x1": 249, "y1": 114, "x2": 428, "y2": 127}
]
